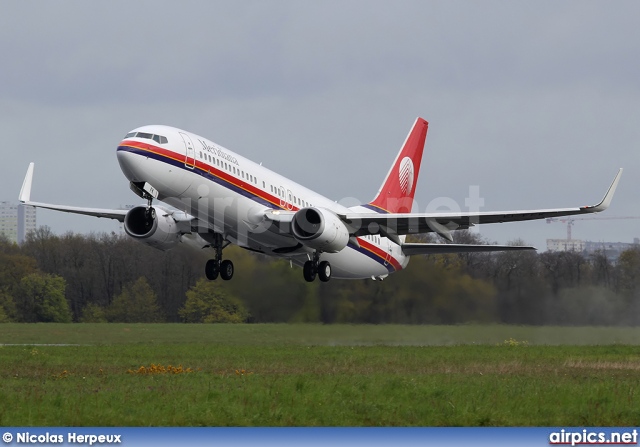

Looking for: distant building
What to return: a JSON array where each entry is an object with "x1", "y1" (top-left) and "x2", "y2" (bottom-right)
[
  {"x1": 546, "y1": 237, "x2": 640, "y2": 262},
  {"x1": 0, "y1": 201, "x2": 36, "y2": 244},
  {"x1": 584, "y1": 239, "x2": 640, "y2": 261},
  {"x1": 546, "y1": 239, "x2": 585, "y2": 252}
]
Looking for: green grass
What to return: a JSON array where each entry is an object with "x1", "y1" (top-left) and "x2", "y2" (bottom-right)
[
  {"x1": 3, "y1": 323, "x2": 640, "y2": 346},
  {"x1": 1, "y1": 324, "x2": 640, "y2": 426}
]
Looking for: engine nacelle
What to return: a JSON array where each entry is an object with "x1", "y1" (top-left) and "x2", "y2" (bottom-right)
[
  {"x1": 124, "y1": 206, "x2": 181, "y2": 251},
  {"x1": 291, "y1": 207, "x2": 350, "y2": 253}
]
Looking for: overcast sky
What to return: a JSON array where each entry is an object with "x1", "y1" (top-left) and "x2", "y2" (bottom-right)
[{"x1": 1, "y1": 1, "x2": 639, "y2": 250}]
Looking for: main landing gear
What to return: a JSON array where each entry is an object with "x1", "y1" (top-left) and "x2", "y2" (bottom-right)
[
  {"x1": 303, "y1": 252, "x2": 331, "y2": 283},
  {"x1": 205, "y1": 233, "x2": 234, "y2": 281}
]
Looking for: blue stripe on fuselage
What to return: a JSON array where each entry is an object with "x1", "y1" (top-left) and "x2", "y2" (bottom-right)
[
  {"x1": 117, "y1": 145, "x2": 278, "y2": 210},
  {"x1": 117, "y1": 145, "x2": 398, "y2": 273}
]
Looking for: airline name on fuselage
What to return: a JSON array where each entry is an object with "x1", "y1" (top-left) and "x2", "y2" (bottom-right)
[{"x1": 198, "y1": 139, "x2": 239, "y2": 166}]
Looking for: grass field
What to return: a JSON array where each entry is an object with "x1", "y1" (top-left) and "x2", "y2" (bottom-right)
[{"x1": 1, "y1": 324, "x2": 640, "y2": 426}]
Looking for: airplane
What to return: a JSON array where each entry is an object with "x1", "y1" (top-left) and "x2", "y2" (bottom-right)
[{"x1": 18, "y1": 118, "x2": 622, "y2": 283}]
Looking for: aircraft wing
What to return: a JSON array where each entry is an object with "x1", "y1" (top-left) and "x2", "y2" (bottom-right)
[
  {"x1": 339, "y1": 168, "x2": 622, "y2": 242},
  {"x1": 400, "y1": 243, "x2": 535, "y2": 256},
  {"x1": 19, "y1": 162, "x2": 128, "y2": 222},
  {"x1": 19, "y1": 201, "x2": 128, "y2": 222}
]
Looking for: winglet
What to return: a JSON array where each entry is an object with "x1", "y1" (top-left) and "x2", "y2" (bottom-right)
[
  {"x1": 19, "y1": 163, "x2": 35, "y2": 203},
  {"x1": 586, "y1": 168, "x2": 622, "y2": 212}
]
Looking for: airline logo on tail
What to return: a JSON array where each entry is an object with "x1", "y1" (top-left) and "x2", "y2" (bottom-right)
[
  {"x1": 399, "y1": 156, "x2": 414, "y2": 195},
  {"x1": 369, "y1": 118, "x2": 428, "y2": 214}
]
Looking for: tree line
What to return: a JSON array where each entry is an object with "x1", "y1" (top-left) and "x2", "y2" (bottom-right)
[{"x1": 1, "y1": 228, "x2": 639, "y2": 325}]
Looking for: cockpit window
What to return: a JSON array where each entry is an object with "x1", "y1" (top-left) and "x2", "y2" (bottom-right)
[{"x1": 124, "y1": 132, "x2": 167, "y2": 144}]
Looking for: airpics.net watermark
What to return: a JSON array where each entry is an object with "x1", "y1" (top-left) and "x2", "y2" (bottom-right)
[
  {"x1": 549, "y1": 429, "x2": 638, "y2": 446},
  {"x1": 162, "y1": 184, "x2": 488, "y2": 237},
  {"x1": 3, "y1": 432, "x2": 121, "y2": 445}
]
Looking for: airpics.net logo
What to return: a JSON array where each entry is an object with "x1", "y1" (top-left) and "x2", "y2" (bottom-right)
[{"x1": 398, "y1": 156, "x2": 414, "y2": 196}]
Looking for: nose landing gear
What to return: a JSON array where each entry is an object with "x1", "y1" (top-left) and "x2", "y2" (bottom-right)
[{"x1": 144, "y1": 197, "x2": 156, "y2": 227}]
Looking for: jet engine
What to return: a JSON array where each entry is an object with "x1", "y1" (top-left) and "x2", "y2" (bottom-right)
[
  {"x1": 291, "y1": 207, "x2": 350, "y2": 253},
  {"x1": 124, "y1": 206, "x2": 181, "y2": 251}
]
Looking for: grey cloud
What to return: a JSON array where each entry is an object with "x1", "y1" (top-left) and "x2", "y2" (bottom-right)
[{"x1": 1, "y1": 0, "x2": 639, "y2": 250}]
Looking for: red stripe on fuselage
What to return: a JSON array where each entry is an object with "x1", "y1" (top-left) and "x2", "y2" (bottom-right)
[
  {"x1": 356, "y1": 238, "x2": 403, "y2": 271},
  {"x1": 120, "y1": 139, "x2": 403, "y2": 272},
  {"x1": 121, "y1": 139, "x2": 284, "y2": 208}
]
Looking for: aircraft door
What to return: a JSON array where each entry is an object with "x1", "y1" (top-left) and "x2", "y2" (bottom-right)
[
  {"x1": 278, "y1": 186, "x2": 287, "y2": 208},
  {"x1": 286, "y1": 190, "x2": 294, "y2": 211},
  {"x1": 384, "y1": 240, "x2": 392, "y2": 266},
  {"x1": 180, "y1": 132, "x2": 196, "y2": 169}
]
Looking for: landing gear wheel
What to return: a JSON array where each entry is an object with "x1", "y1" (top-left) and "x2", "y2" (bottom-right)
[
  {"x1": 303, "y1": 261, "x2": 317, "y2": 282},
  {"x1": 205, "y1": 234, "x2": 232, "y2": 281},
  {"x1": 318, "y1": 261, "x2": 331, "y2": 282},
  {"x1": 205, "y1": 259, "x2": 219, "y2": 280},
  {"x1": 220, "y1": 259, "x2": 234, "y2": 281}
]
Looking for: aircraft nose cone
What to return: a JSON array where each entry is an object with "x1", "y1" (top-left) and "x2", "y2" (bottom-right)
[{"x1": 117, "y1": 145, "x2": 143, "y2": 182}]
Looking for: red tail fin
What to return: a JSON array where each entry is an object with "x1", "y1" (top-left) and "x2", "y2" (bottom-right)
[{"x1": 368, "y1": 118, "x2": 428, "y2": 214}]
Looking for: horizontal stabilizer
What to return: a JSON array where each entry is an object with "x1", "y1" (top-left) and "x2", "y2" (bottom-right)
[{"x1": 401, "y1": 243, "x2": 536, "y2": 256}]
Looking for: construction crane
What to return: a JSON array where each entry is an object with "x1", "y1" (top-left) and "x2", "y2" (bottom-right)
[{"x1": 546, "y1": 216, "x2": 640, "y2": 241}]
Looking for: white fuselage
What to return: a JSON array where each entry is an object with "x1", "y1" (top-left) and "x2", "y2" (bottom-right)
[{"x1": 116, "y1": 125, "x2": 409, "y2": 279}]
